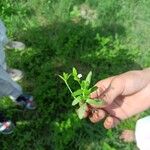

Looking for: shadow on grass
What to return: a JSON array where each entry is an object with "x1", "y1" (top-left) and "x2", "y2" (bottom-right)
[{"x1": 2, "y1": 20, "x2": 141, "y2": 149}]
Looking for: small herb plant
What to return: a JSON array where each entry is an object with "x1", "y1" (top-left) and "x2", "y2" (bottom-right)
[{"x1": 59, "y1": 68, "x2": 104, "y2": 119}]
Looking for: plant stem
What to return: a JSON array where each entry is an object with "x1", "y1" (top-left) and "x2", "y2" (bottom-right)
[{"x1": 64, "y1": 80, "x2": 73, "y2": 94}]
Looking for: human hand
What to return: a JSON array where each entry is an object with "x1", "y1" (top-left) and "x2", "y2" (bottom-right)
[{"x1": 86, "y1": 68, "x2": 150, "y2": 129}]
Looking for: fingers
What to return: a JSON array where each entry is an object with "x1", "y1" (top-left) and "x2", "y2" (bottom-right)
[
  {"x1": 92, "y1": 76, "x2": 125, "y2": 105},
  {"x1": 89, "y1": 109, "x2": 106, "y2": 123},
  {"x1": 90, "y1": 86, "x2": 104, "y2": 99},
  {"x1": 84, "y1": 106, "x2": 90, "y2": 118},
  {"x1": 88, "y1": 75, "x2": 125, "y2": 128},
  {"x1": 88, "y1": 108, "x2": 121, "y2": 129},
  {"x1": 103, "y1": 77, "x2": 124, "y2": 104},
  {"x1": 90, "y1": 77, "x2": 114, "y2": 99},
  {"x1": 103, "y1": 116, "x2": 120, "y2": 129},
  {"x1": 119, "y1": 130, "x2": 135, "y2": 142}
]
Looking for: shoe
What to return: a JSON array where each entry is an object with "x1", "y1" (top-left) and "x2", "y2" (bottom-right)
[
  {"x1": 7, "y1": 68, "x2": 23, "y2": 81},
  {"x1": 16, "y1": 94, "x2": 36, "y2": 110},
  {"x1": 5, "y1": 41, "x2": 25, "y2": 50},
  {"x1": 0, "y1": 112, "x2": 15, "y2": 135}
]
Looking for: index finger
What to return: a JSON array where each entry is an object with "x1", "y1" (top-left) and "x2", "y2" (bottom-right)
[{"x1": 90, "y1": 76, "x2": 114, "y2": 99}]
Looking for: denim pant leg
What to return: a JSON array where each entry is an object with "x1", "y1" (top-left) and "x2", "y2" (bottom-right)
[
  {"x1": 0, "y1": 19, "x2": 22, "y2": 98},
  {"x1": 0, "y1": 19, "x2": 8, "y2": 70},
  {"x1": 0, "y1": 66, "x2": 22, "y2": 99}
]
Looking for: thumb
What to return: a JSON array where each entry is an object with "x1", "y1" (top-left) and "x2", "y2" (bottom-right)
[{"x1": 101, "y1": 76, "x2": 124, "y2": 104}]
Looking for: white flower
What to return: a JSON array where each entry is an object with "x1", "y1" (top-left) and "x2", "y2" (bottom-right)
[{"x1": 77, "y1": 74, "x2": 82, "y2": 79}]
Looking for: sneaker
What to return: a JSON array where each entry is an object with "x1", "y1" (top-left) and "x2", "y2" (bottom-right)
[
  {"x1": 16, "y1": 94, "x2": 36, "y2": 110},
  {"x1": 5, "y1": 41, "x2": 25, "y2": 50},
  {"x1": 0, "y1": 112, "x2": 15, "y2": 134},
  {"x1": 7, "y1": 68, "x2": 23, "y2": 81}
]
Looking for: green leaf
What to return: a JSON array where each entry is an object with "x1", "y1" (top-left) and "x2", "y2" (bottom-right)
[
  {"x1": 72, "y1": 89, "x2": 82, "y2": 97},
  {"x1": 72, "y1": 97, "x2": 81, "y2": 106},
  {"x1": 74, "y1": 77, "x2": 80, "y2": 82},
  {"x1": 72, "y1": 67, "x2": 78, "y2": 77},
  {"x1": 72, "y1": 67, "x2": 81, "y2": 83},
  {"x1": 85, "y1": 71, "x2": 92, "y2": 87},
  {"x1": 81, "y1": 80, "x2": 92, "y2": 90},
  {"x1": 90, "y1": 86, "x2": 98, "y2": 93},
  {"x1": 58, "y1": 75, "x2": 65, "y2": 81},
  {"x1": 86, "y1": 98, "x2": 104, "y2": 107},
  {"x1": 62, "y1": 72, "x2": 71, "y2": 81},
  {"x1": 81, "y1": 81, "x2": 86, "y2": 89},
  {"x1": 76, "y1": 103, "x2": 87, "y2": 119},
  {"x1": 83, "y1": 89, "x2": 91, "y2": 97}
]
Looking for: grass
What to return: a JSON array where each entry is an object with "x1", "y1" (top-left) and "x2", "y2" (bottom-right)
[{"x1": 0, "y1": 0, "x2": 150, "y2": 149}]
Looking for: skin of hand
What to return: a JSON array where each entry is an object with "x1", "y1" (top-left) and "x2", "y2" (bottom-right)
[
  {"x1": 119, "y1": 129, "x2": 135, "y2": 142},
  {"x1": 85, "y1": 68, "x2": 150, "y2": 129}
]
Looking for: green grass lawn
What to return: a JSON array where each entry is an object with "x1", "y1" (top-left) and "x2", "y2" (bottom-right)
[{"x1": 0, "y1": 0, "x2": 150, "y2": 149}]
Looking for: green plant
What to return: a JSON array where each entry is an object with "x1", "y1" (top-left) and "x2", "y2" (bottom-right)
[
  {"x1": 0, "y1": 0, "x2": 146, "y2": 149},
  {"x1": 59, "y1": 67, "x2": 104, "y2": 119}
]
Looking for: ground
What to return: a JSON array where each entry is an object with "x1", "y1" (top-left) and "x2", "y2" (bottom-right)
[{"x1": 0, "y1": 0, "x2": 150, "y2": 149}]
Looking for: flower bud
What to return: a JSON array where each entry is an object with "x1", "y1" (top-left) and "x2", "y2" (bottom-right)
[{"x1": 77, "y1": 74, "x2": 82, "y2": 78}]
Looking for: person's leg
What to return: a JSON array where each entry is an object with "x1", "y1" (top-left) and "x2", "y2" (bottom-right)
[
  {"x1": 0, "y1": 20, "x2": 36, "y2": 135},
  {"x1": 0, "y1": 66, "x2": 36, "y2": 134},
  {"x1": 7, "y1": 68, "x2": 23, "y2": 82},
  {"x1": 0, "y1": 30, "x2": 21, "y2": 134},
  {"x1": 0, "y1": 66, "x2": 22, "y2": 99},
  {"x1": 0, "y1": 19, "x2": 25, "y2": 50},
  {"x1": 0, "y1": 66, "x2": 36, "y2": 110},
  {"x1": 0, "y1": 19, "x2": 23, "y2": 81},
  {"x1": 0, "y1": 19, "x2": 8, "y2": 70}
]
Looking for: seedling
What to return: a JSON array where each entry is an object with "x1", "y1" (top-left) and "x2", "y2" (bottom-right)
[{"x1": 59, "y1": 68, "x2": 104, "y2": 119}]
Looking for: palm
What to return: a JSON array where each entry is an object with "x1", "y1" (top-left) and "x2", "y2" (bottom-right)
[
  {"x1": 88, "y1": 71, "x2": 150, "y2": 128},
  {"x1": 104, "y1": 84, "x2": 150, "y2": 120}
]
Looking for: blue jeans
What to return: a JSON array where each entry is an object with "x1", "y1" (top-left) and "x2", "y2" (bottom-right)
[{"x1": 0, "y1": 19, "x2": 22, "y2": 100}]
